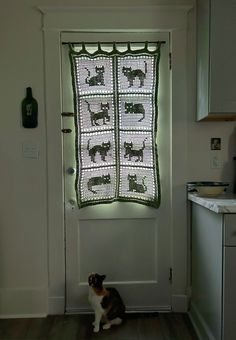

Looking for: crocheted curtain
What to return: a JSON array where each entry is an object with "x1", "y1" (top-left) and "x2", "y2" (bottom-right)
[{"x1": 69, "y1": 42, "x2": 161, "y2": 208}]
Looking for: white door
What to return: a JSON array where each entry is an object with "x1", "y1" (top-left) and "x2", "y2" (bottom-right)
[{"x1": 61, "y1": 33, "x2": 171, "y2": 313}]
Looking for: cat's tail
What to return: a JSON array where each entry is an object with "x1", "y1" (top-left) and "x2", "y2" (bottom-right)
[
  {"x1": 138, "y1": 114, "x2": 145, "y2": 122},
  {"x1": 144, "y1": 61, "x2": 147, "y2": 75},
  {"x1": 84, "y1": 67, "x2": 90, "y2": 84},
  {"x1": 87, "y1": 138, "x2": 91, "y2": 151},
  {"x1": 142, "y1": 176, "x2": 147, "y2": 192},
  {"x1": 142, "y1": 137, "x2": 148, "y2": 150},
  {"x1": 87, "y1": 182, "x2": 97, "y2": 194},
  {"x1": 85, "y1": 100, "x2": 92, "y2": 113}
]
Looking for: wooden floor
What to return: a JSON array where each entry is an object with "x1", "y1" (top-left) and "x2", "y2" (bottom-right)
[{"x1": 0, "y1": 313, "x2": 198, "y2": 340}]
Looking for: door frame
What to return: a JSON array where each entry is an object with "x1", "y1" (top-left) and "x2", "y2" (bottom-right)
[{"x1": 39, "y1": 4, "x2": 193, "y2": 314}]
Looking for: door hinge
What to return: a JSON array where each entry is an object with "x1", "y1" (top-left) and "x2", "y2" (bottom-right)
[
  {"x1": 169, "y1": 52, "x2": 172, "y2": 70},
  {"x1": 61, "y1": 128, "x2": 72, "y2": 133},
  {"x1": 169, "y1": 267, "x2": 173, "y2": 283},
  {"x1": 61, "y1": 112, "x2": 75, "y2": 117}
]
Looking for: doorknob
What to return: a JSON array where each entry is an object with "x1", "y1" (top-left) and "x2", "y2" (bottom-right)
[{"x1": 67, "y1": 167, "x2": 76, "y2": 175}]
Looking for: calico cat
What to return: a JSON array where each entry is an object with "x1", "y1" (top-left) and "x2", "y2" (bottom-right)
[
  {"x1": 87, "y1": 174, "x2": 111, "y2": 194},
  {"x1": 124, "y1": 138, "x2": 147, "y2": 162},
  {"x1": 85, "y1": 66, "x2": 105, "y2": 86},
  {"x1": 85, "y1": 101, "x2": 110, "y2": 126},
  {"x1": 87, "y1": 139, "x2": 111, "y2": 163},
  {"x1": 125, "y1": 102, "x2": 145, "y2": 122},
  {"x1": 127, "y1": 174, "x2": 147, "y2": 193},
  {"x1": 122, "y1": 61, "x2": 147, "y2": 88},
  {"x1": 88, "y1": 273, "x2": 125, "y2": 333}
]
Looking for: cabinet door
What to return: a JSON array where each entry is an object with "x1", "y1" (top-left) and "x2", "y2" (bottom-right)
[
  {"x1": 223, "y1": 247, "x2": 236, "y2": 340},
  {"x1": 224, "y1": 214, "x2": 236, "y2": 246},
  {"x1": 191, "y1": 204, "x2": 223, "y2": 340},
  {"x1": 210, "y1": 0, "x2": 236, "y2": 114},
  {"x1": 197, "y1": 0, "x2": 236, "y2": 120}
]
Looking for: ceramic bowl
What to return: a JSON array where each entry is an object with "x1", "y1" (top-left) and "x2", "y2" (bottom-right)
[{"x1": 187, "y1": 181, "x2": 229, "y2": 197}]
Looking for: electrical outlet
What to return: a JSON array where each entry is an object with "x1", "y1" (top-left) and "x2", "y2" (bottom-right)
[{"x1": 211, "y1": 155, "x2": 222, "y2": 169}]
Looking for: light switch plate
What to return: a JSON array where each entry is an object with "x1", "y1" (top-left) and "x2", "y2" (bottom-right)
[
  {"x1": 210, "y1": 155, "x2": 222, "y2": 169},
  {"x1": 22, "y1": 142, "x2": 39, "y2": 159}
]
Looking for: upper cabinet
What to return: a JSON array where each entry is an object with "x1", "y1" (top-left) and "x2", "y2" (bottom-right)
[{"x1": 196, "y1": 0, "x2": 236, "y2": 121}]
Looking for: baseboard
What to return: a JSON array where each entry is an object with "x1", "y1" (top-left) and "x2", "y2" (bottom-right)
[
  {"x1": 0, "y1": 314, "x2": 47, "y2": 319},
  {"x1": 66, "y1": 305, "x2": 171, "y2": 315},
  {"x1": 188, "y1": 302, "x2": 215, "y2": 340},
  {"x1": 171, "y1": 294, "x2": 188, "y2": 312},
  {"x1": 0, "y1": 287, "x2": 48, "y2": 318},
  {"x1": 48, "y1": 296, "x2": 65, "y2": 315}
]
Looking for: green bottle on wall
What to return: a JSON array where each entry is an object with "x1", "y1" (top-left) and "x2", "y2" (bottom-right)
[{"x1": 21, "y1": 87, "x2": 38, "y2": 128}]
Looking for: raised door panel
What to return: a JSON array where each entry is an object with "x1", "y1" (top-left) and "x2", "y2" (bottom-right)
[{"x1": 66, "y1": 217, "x2": 170, "y2": 311}]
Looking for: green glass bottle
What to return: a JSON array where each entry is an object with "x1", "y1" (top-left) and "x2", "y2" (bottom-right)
[{"x1": 21, "y1": 87, "x2": 38, "y2": 128}]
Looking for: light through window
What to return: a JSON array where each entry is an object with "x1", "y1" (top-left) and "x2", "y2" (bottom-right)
[{"x1": 69, "y1": 42, "x2": 162, "y2": 208}]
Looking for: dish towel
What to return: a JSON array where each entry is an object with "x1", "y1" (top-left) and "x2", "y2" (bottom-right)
[{"x1": 69, "y1": 42, "x2": 161, "y2": 208}]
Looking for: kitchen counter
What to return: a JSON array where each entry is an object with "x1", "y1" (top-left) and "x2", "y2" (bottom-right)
[{"x1": 188, "y1": 193, "x2": 236, "y2": 214}]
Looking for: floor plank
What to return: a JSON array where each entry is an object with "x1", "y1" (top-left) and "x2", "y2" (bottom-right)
[
  {"x1": 24, "y1": 317, "x2": 54, "y2": 340},
  {"x1": 0, "y1": 313, "x2": 198, "y2": 340}
]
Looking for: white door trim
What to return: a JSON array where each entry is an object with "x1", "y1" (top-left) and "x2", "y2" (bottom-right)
[{"x1": 39, "y1": 4, "x2": 193, "y2": 314}]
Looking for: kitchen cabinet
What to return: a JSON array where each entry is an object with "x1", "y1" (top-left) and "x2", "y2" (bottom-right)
[
  {"x1": 196, "y1": 0, "x2": 236, "y2": 121},
  {"x1": 188, "y1": 195, "x2": 236, "y2": 339}
]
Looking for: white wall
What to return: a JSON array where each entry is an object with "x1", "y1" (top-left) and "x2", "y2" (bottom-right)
[
  {"x1": 0, "y1": 1, "x2": 48, "y2": 317},
  {"x1": 187, "y1": 121, "x2": 236, "y2": 187},
  {"x1": 186, "y1": 7, "x2": 236, "y2": 189},
  {"x1": 1, "y1": 0, "x2": 236, "y2": 317}
]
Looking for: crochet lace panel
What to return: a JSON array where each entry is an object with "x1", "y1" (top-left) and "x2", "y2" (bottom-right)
[{"x1": 69, "y1": 43, "x2": 161, "y2": 208}]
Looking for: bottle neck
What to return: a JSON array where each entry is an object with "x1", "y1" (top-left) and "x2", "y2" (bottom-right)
[{"x1": 26, "y1": 87, "x2": 33, "y2": 99}]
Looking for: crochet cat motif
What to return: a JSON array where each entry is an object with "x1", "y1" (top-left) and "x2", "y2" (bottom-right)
[
  {"x1": 127, "y1": 174, "x2": 147, "y2": 193},
  {"x1": 125, "y1": 102, "x2": 145, "y2": 122},
  {"x1": 85, "y1": 101, "x2": 110, "y2": 126},
  {"x1": 88, "y1": 273, "x2": 125, "y2": 333},
  {"x1": 122, "y1": 61, "x2": 147, "y2": 87},
  {"x1": 85, "y1": 66, "x2": 105, "y2": 86},
  {"x1": 87, "y1": 139, "x2": 111, "y2": 163},
  {"x1": 124, "y1": 138, "x2": 147, "y2": 162},
  {"x1": 87, "y1": 174, "x2": 111, "y2": 194}
]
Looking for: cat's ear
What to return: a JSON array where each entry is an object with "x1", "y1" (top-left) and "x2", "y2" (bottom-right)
[{"x1": 101, "y1": 275, "x2": 106, "y2": 281}]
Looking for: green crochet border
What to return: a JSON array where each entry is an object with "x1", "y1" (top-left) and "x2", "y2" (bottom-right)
[{"x1": 69, "y1": 42, "x2": 161, "y2": 208}]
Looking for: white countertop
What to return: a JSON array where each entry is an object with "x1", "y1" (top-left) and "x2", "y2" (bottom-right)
[{"x1": 188, "y1": 193, "x2": 236, "y2": 213}]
